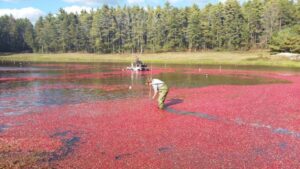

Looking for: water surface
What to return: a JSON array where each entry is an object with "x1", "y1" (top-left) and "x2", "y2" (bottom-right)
[{"x1": 0, "y1": 62, "x2": 292, "y2": 116}]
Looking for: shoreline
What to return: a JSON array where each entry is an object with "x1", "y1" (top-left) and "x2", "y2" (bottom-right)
[{"x1": 1, "y1": 51, "x2": 300, "y2": 68}]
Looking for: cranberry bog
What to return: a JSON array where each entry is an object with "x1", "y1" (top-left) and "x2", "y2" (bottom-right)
[{"x1": 1, "y1": 62, "x2": 300, "y2": 168}]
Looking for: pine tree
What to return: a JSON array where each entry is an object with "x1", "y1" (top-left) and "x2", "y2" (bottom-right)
[
  {"x1": 1, "y1": 2, "x2": 300, "y2": 53},
  {"x1": 146, "y1": 7, "x2": 156, "y2": 52},
  {"x1": 78, "y1": 10, "x2": 93, "y2": 52},
  {"x1": 0, "y1": 15, "x2": 15, "y2": 52},
  {"x1": 152, "y1": 6, "x2": 167, "y2": 52},
  {"x1": 90, "y1": 9, "x2": 102, "y2": 53},
  {"x1": 99, "y1": 5, "x2": 114, "y2": 53},
  {"x1": 42, "y1": 14, "x2": 59, "y2": 52},
  {"x1": 243, "y1": 0, "x2": 264, "y2": 48},
  {"x1": 224, "y1": 0, "x2": 245, "y2": 49},
  {"x1": 263, "y1": 0, "x2": 281, "y2": 46},
  {"x1": 57, "y1": 9, "x2": 70, "y2": 52},
  {"x1": 207, "y1": 3, "x2": 226, "y2": 49},
  {"x1": 22, "y1": 19, "x2": 35, "y2": 52},
  {"x1": 270, "y1": 24, "x2": 300, "y2": 53},
  {"x1": 34, "y1": 17, "x2": 44, "y2": 52},
  {"x1": 164, "y1": 5, "x2": 187, "y2": 51},
  {"x1": 187, "y1": 4, "x2": 202, "y2": 51},
  {"x1": 176, "y1": 8, "x2": 189, "y2": 50},
  {"x1": 68, "y1": 13, "x2": 80, "y2": 52}
]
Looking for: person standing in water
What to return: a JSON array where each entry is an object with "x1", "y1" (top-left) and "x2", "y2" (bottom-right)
[
  {"x1": 134, "y1": 56, "x2": 143, "y2": 67},
  {"x1": 147, "y1": 78, "x2": 169, "y2": 109}
]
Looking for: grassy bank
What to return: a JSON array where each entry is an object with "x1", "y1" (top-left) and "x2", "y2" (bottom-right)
[{"x1": 1, "y1": 51, "x2": 300, "y2": 68}]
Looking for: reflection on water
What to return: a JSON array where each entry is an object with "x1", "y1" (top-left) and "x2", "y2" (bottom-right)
[
  {"x1": 0, "y1": 62, "x2": 293, "y2": 116},
  {"x1": 158, "y1": 73, "x2": 289, "y2": 88}
]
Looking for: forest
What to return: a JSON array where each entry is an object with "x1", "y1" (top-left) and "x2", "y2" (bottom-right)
[{"x1": 0, "y1": 0, "x2": 299, "y2": 54}]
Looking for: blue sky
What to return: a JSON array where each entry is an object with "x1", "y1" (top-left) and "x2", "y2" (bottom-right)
[{"x1": 0, "y1": 0, "x2": 221, "y2": 22}]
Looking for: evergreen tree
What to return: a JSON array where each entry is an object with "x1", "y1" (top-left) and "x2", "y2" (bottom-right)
[
  {"x1": 23, "y1": 19, "x2": 35, "y2": 51},
  {"x1": 57, "y1": 9, "x2": 70, "y2": 52},
  {"x1": 90, "y1": 9, "x2": 102, "y2": 53},
  {"x1": 0, "y1": 15, "x2": 34, "y2": 52},
  {"x1": 223, "y1": 0, "x2": 245, "y2": 49},
  {"x1": 98, "y1": 5, "x2": 114, "y2": 53},
  {"x1": 243, "y1": 0, "x2": 264, "y2": 48},
  {"x1": 270, "y1": 24, "x2": 300, "y2": 53},
  {"x1": 43, "y1": 14, "x2": 59, "y2": 52},
  {"x1": 152, "y1": 6, "x2": 167, "y2": 52},
  {"x1": 163, "y1": 5, "x2": 187, "y2": 51},
  {"x1": 78, "y1": 10, "x2": 93, "y2": 52},
  {"x1": 68, "y1": 13, "x2": 80, "y2": 52},
  {"x1": 187, "y1": 5, "x2": 202, "y2": 51},
  {"x1": 1, "y1": 2, "x2": 299, "y2": 53},
  {"x1": 263, "y1": 0, "x2": 281, "y2": 45},
  {"x1": 0, "y1": 15, "x2": 15, "y2": 52},
  {"x1": 34, "y1": 17, "x2": 45, "y2": 52},
  {"x1": 112, "y1": 6, "x2": 125, "y2": 53},
  {"x1": 176, "y1": 8, "x2": 189, "y2": 50},
  {"x1": 207, "y1": 3, "x2": 226, "y2": 49},
  {"x1": 146, "y1": 7, "x2": 157, "y2": 52}
]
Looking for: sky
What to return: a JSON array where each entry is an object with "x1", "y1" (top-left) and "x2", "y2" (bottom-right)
[{"x1": 0, "y1": 0, "x2": 222, "y2": 23}]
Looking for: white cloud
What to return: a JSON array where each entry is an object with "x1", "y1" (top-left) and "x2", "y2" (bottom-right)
[
  {"x1": 167, "y1": 0, "x2": 180, "y2": 3},
  {"x1": 166, "y1": 0, "x2": 224, "y2": 5},
  {"x1": 0, "y1": 7, "x2": 44, "y2": 23},
  {"x1": 0, "y1": 0, "x2": 32, "y2": 2},
  {"x1": 127, "y1": 0, "x2": 144, "y2": 4},
  {"x1": 63, "y1": 5, "x2": 92, "y2": 13},
  {"x1": 63, "y1": 0, "x2": 118, "y2": 6},
  {"x1": 178, "y1": 0, "x2": 204, "y2": 4},
  {"x1": 0, "y1": 0, "x2": 17, "y2": 2}
]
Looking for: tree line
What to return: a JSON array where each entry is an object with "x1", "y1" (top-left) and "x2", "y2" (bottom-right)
[{"x1": 0, "y1": 0, "x2": 299, "y2": 54}]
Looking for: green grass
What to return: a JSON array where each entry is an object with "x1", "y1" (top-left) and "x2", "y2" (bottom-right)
[{"x1": 1, "y1": 51, "x2": 300, "y2": 68}]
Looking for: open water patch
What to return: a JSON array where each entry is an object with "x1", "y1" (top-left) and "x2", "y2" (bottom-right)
[
  {"x1": 158, "y1": 146, "x2": 172, "y2": 153},
  {"x1": 0, "y1": 124, "x2": 9, "y2": 133},
  {"x1": 48, "y1": 130, "x2": 81, "y2": 162},
  {"x1": 165, "y1": 107, "x2": 300, "y2": 139},
  {"x1": 115, "y1": 153, "x2": 132, "y2": 160},
  {"x1": 165, "y1": 107, "x2": 217, "y2": 121},
  {"x1": 157, "y1": 72, "x2": 290, "y2": 88},
  {"x1": 49, "y1": 136, "x2": 80, "y2": 161}
]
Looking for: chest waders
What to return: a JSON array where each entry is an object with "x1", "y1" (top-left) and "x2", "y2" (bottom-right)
[{"x1": 158, "y1": 84, "x2": 169, "y2": 109}]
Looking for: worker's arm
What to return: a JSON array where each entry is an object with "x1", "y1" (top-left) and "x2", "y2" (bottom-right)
[
  {"x1": 152, "y1": 85, "x2": 158, "y2": 99},
  {"x1": 152, "y1": 90, "x2": 157, "y2": 99},
  {"x1": 148, "y1": 84, "x2": 152, "y2": 98}
]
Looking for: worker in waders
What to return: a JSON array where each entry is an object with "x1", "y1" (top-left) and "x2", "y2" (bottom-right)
[
  {"x1": 134, "y1": 56, "x2": 143, "y2": 67},
  {"x1": 147, "y1": 78, "x2": 169, "y2": 109}
]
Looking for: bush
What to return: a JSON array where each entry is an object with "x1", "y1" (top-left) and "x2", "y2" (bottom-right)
[{"x1": 270, "y1": 25, "x2": 300, "y2": 53}]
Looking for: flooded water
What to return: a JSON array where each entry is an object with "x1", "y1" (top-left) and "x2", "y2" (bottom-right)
[
  {"x1": 0, "y1": 62, "x2": 292, "y2": 116},
  {"x1": 1, "y1": 61, "x2": 300, "y2": 168}
]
